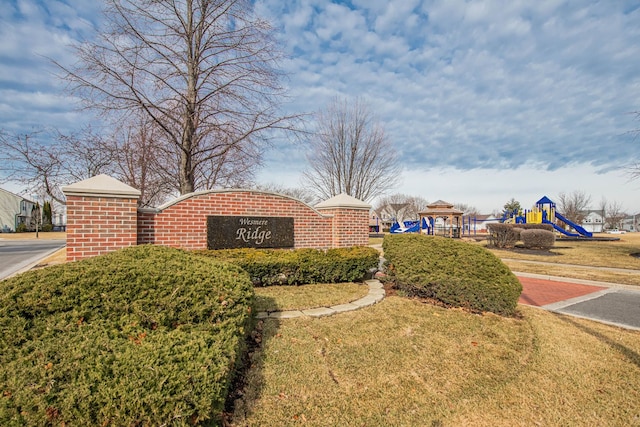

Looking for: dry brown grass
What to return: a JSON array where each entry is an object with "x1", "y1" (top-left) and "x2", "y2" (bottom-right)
[
  {"x1": 232, "y1": 297, "x2": 640, "y2": 426},
  {"x1": 0, "y1": 231, "x2": 66, "y2": 240},
  {"x1": 33, "y1": 247, "x2": 67, "y2": 268},
  {"x1": 503, "y1": 260, "x2": 640, "y2": 286},
  {"x1": 254, "y1": 283, "x2": 369, "y2": 312},
  {"x1": 480, "y1": 232, "x2": 640, "y2": 286},
  {"x1": 485, "y1": 232, "x2": 640, "y2": 270}
]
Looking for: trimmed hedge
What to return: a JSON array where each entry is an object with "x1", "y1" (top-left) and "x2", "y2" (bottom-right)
[
  {"x1": 487, "y1": 223, "x2": 554, "y2": 248},
  {"x1": 515, "y1": 223, "x2": 554, "y2": 231},
  {"x1": 383, "y1": 234, "x2": 522, "y2": 316},
  {"x1": 197, "y1": 246, "x2": 380, "y2": 286},
  {"x1": 487, "y1": 223, "x2": 520, "y2": 248},
  {"x1": 521, "y1": 229, "x2": 555, "y2": 249},
  {"x1": 0, "y1": 245, "x2": 254, "y2": 426}
]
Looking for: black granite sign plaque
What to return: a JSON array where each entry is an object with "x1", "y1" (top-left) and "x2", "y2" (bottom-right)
[{"x1": 207, "y1": 216, "x2": 294, "y2": 249}]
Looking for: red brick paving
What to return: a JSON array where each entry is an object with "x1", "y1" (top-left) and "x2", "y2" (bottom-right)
[{"x1": 517, "y1": 276, "x2": 608, "y2": 307}]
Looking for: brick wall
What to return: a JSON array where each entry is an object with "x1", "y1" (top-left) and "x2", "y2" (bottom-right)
[
  {"x1": 65, "y1": 195, "x2": 138, "y2": 261},
  {"x1": 138, "y1": 190, "x2": 335, "y2": 250},
  {"x1": 63, "y1": 175, "x2": 371, "y2": 261},
  {"x1": 316, "y1": 207, "x2": 370, "y2": 248}
]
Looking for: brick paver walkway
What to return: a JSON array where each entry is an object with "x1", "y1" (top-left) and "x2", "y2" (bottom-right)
[{"x1": 517, "y1": 276, "x2": 607, "y2": 307}]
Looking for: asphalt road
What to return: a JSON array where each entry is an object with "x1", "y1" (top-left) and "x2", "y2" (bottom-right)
[
  {"x1": 555, "y1": 290, "x2": 640, "y2": 330},
  {"x1": 0, "y1": 239, "x2": 65, "y2": 281}
]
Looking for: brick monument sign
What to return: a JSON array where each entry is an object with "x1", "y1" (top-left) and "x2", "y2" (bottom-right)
[{"x1": 62, "y1": 175, "x2": 371, "y2": 261}]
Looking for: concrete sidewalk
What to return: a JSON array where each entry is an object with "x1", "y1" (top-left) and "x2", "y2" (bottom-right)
[{"x1": 517, "y1": 272, "x2": 640, "y2": 331}]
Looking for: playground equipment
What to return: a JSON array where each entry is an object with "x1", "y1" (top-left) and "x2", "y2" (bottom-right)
[
  {"x1": 502, "y1": 196, "x2": 593, "y2": 238},
  {"x1": 390, "y1": 219, "x2": 423, "y2": 234}
]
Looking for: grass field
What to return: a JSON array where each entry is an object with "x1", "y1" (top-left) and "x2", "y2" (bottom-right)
[
  {"x1": 232, "y1": 299, "x2": 640, "y2": 426},
  {"x1": 483, "y1": 232, "x2": 640, "y2": 286}
]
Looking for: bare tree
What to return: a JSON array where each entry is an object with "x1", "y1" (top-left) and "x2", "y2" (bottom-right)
[
  {"x1": 104, "y1": 116, "x2": 176, "y2": 207},
  {"x1": 58, "y1": 0, "x2": 298, "y2": 195},
  {"x1": 1, "y1": 123, "x2": 171, "y2": 208},
  {"x1": 374, "y1": 194, "x2": 428, "y2": 223},
  {"x1": 556, "y1": 190, "x2": 592, "y2": 224},
  {"x1": 604, "y1": 200, "x2": 626, "y2": 230},
  {"x1": 0, "y1": 129, "x2": 114, "y2": 205},
  {"x1": 598, "y1": 197, "x2": 607, "y2": 222},
  {"x1": 627, "y1": 111, "x2": 640, "y2": 180},
  {"x1": 302, "y1": 98, "x2": 401, "y2": 202},
  {"x1": 454, "y1": 202, "x2": 480, "y2": 216},
  {"x1": 253, "y1": 183, "x2": 317, "y2": 205}
]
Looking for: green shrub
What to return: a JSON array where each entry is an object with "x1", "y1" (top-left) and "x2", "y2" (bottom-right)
[
  {"x1": 15, "y1": 223, "x2": 28, "y2": 233},
  {"x1": 520, "y1": 229, "x2": 555, "y2": 249},
  {"x1": 383, "y1": 234, "x2": 521, "y2": 316},
  {"x1": 0, "y1": 245, "x2": 254, "y2": 426},
  {"x1": 197, "y1": 246, "x2": 380, "y2": 286},
  {"x1": 41, "y1": 223, "x2": 53, "y2": 232}
]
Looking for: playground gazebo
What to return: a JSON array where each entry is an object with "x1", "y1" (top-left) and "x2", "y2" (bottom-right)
[{"x1": 419, "y1": 200, "x2": 464, "y2": 238}]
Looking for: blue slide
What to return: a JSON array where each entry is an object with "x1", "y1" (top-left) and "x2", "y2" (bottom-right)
[{"x1": 543, "y1": 212, "x2": 593, "y2": 237}]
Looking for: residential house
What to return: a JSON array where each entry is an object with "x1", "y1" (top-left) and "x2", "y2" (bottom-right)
[
  {"x1": 621, "y1": 214, "x2": 639, "y2": 232},
  {"x1": 369, "y1": 211, "x2": 393, "y2": 232},
  {"x1": 0, "y1": 187, "x2": 35, "y2": 232},
  {"x1": 581, "y1": 210, "x2": 605, "y2": 233}
]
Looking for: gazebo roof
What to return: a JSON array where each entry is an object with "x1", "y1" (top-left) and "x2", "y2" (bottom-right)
[{"x1": 419, "y1": 200, "x2": 464, "y2": 216}]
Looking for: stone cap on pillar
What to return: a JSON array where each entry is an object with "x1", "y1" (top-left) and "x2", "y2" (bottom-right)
[
  {"x1": 315, "y1": 193, "x2": 371, "y2": 210},
  {"x1": 62, "y1": 174, "x2": 141, "y2": 199}
]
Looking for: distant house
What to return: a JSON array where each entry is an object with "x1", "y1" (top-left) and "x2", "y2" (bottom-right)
[
  {"x1": 581, "y1": 210, "x2": 605, "y2": 233},
  {"x1": 621, "y1": 214, "x2": 639, "y2": 232},
  {"x1": 462, "y1": 214, "x2": 500, "y2": 234},
  {"x1": 369, "y1": 211, "x2": 393, "y2": 232},
  {"x1": 0, "y1": 188, "x2": 35, "y2": 232}
]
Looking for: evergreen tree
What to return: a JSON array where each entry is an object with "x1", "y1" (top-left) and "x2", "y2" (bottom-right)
[{"x1": 42, "y1": 201, "x2": 52, "y2": 226}]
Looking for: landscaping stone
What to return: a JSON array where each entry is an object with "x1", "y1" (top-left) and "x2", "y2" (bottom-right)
[
  {"x1": 268, "y1": 310, "x2": 305, "y2": 319},
  {"x1": 301, "y1": 307, "x2": 337, "y2": 317},
  {"x1": 255, "y1": 279, "x2": 385, "y2": 319},
  {"x1": 330, "y1": 303, "x2": 361, "y2": 313}
]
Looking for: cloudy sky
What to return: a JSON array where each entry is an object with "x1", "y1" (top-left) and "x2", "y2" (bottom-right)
[{"x1": 2, "y1": 0, "x2": 640, "y2": 214}]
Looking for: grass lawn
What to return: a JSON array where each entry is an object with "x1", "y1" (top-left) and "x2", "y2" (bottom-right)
[
  {"x1": 233, "y1": 298, "x2": 640, "y2": 426},
  {"x1": 482, "y1": 232, "x2": 640, "y2": 286},
  {"x1": 254, "y1": 283, "x2": 369, "y2": 312},
  {"x1": 484, "y1": 232, "x2": 640, "y2": 269},
  {"x1": 230, "y1": 235, "x2": 640, "y2": 426}
]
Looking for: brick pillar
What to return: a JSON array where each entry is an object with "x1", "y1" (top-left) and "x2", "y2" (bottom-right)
[
  {"x1": 62, "y1": 174, "x2": 141, "y2": 261},
  {"x1": 316, "y1": 193, "x2": 371, "y2": 248}
]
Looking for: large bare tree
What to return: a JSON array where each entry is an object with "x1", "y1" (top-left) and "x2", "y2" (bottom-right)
[
  {"x1": 104, "y1": 115, "x2": 176, "y2": 207},
  {"x1": 58, "y1": 0, "x2": 297, "y2": 195},
  {"x1": 556, "y1": 190, "x2": 592, "y2": 224},
  {"x1": 302, "y1": 98, "x2": 401, "y2": 202}
]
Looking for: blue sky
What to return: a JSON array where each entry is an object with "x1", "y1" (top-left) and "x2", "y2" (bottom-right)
[{"x1": 2, "y1": 0, "x2": 640, "y2": 213}]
